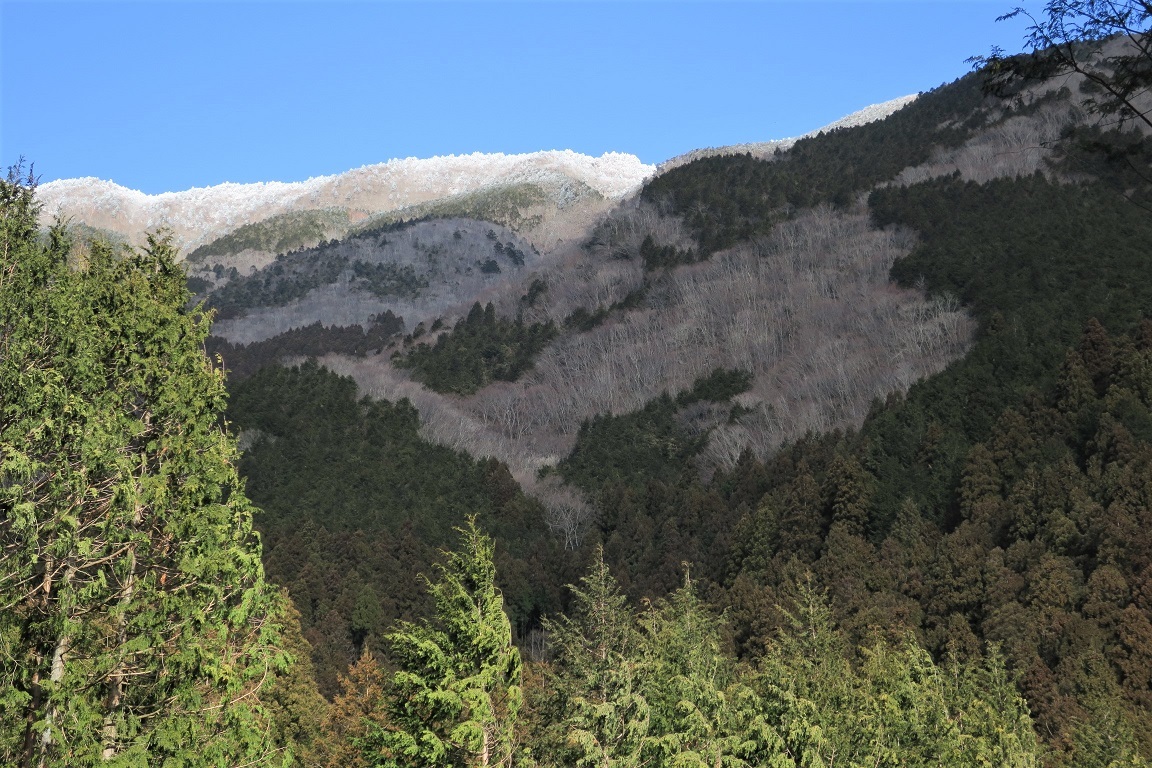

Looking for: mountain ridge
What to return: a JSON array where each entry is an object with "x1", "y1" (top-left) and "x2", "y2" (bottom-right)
[
  {"x1": 37, "y1": 149, "x2": 654, "y2": 253},
  {"x1": 37, "y1": 95, "x2": 920, "y2": 256},
  {"x1": 656, "y1": 93, "x2": 919, "y2": 173}
]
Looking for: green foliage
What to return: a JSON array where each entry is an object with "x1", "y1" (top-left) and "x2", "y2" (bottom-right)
[
  {"x1": 639, "y1": 235, "x2": 698, "y2": 272},
  {"x1": 756, "y1": 583, "x2": 1041, "y2": 768},
  {"x1": 185, "y1": 273, "x2": 212, "y2": 293},
  {"x1": 726, "y1": 321, "x2": 1152, "y2": 760},
  {"x1": 0, "y1": 167, "x2": 290, "y2": 766},
  {"x1": 876, "y1": 175, "x2": 1152, "y2": 344},
  {"x1": 559, "y1": 371, "x2": 751, "y2": 497},
  {"x1": 396, "y1": 302, "x2": 558, "y2": 395},
  {"x1": 261, "y1": 595, "x2": 330, "y2": 763},
  {"x1": 186, "y1": 207, "x2": 351, "y2": 263},
  {"x1": 521, "y1": 278, "x2": 548, "y2": 308},
  {"x1": 535, "y1": 554, "x2": 786, "y2": 768},
  {"x1": 560, "y1": 393, "x2": 705, "y2": 494},
  {"x1": 562, "y1": 305, "x2": 612, "y2": 333},
  {"x1": 676, "y1": 367, "x2": 753, "y2": 407},
  {"x1": 1051, "y1": 124, "x2": 1152, "y2": 212},
  {"x1": 350, "y1": 260, "x2": 430, "y2": 299},
  {"x1": 61, "y1": 220, "x2": 130, "y2": 250},
  {"x1": 363, "y1": 520, "x2": 522, "y2": 768},
  {"x1": 561, "y1": 286, "x2": 647, "y2": 333},
  {"x1": 636, "y1": 574, "x2": 786, "y2": 768},
  {"x1": 207, "y1": 250, "x2": 427, "y2": 320},
  {"x1": 529, "y1": 556, "x2": 1039, "y2": 768},
  {"x1": 539, "y1": 547, "x2": 649, "y2": 768},
  {"x1": 862, "y1": 173, "x2": 1152, "y2": 529},
  {"x1": 231, "y1": 361, "x2": 503, "y2": 540},
  {"x1": 208, "y1": 252, "x2": 351, "y2": 318}
]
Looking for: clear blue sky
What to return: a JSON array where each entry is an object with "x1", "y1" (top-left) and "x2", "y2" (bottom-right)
[{"x1": 1, "y1": 1, "x2": 1039, "y2": 194}]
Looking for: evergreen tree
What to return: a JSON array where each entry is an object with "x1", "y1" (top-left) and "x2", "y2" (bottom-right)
[
  {"x1": 311, "y1": 648, "x2": 389, "y2": 768},
  {"x1": 261, "y1": 594, "x2": 329, "y2": 764},
  {"x1": 637, "y1": 571, "x2": 786, "y2": 768},
  {"x1": 364, "y1": 519, "x2": 522, "y2": 768},
  {"x1": 0, "y1": 167, "x2": 288, "y2": 766},
  {"x1": 541, "y1": 546, "x2": 649, "y2": 768},
  {"x1": 757, "y1": 581, "x2": 1041, "y2": 767}
]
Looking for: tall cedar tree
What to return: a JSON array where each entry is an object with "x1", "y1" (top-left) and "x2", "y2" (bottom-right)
[
  {"x1": 636, "y1": 571, "x2": 786, "y2": 768},
  {"x1": 540, "y1": 546, "x2": 649, "y2": 768},
  {"x1": 0, "y1": 168, "x2": 291, "y2": 767},
  {"x1": 364, "y1": 519, "x2": 522, "y2": 768}
]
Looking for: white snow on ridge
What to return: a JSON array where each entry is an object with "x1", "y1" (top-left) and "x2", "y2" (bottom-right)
[
  {"x1": 331, "y1": 150, "x2": 653, "y2": 200},
  {"x1": 37, "y1": 150, "x2": 655, "y2": 251},
  {"x1": 818, "y1": 94, "x2": 918, "y2": 133},
  {"x1": 38, "y1": 96, "x2": 916, "y2": 252}
]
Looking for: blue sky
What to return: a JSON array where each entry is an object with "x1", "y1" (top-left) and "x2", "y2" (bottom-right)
[{"x1": 1, "y1": 1, "x2": 1039, "y2": 195}]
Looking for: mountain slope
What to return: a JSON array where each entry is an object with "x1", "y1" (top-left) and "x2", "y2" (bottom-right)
[
  {"x1": 216, "y1": 48, "x2": 1152, "y2": 759},
  {"x1": 57, "y1": 76, "x2": 1152, "y2": 756},
  {"x1": 203, "y1": 217, "x2": 540, "y2": 345}
]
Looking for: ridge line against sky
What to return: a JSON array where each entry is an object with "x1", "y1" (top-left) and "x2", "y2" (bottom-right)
[{"x1": 1, "y1": 1, "x2": 1039, "y2": 195}]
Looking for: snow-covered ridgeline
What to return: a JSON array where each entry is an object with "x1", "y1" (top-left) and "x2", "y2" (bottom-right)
[
  {"x1": 37, "y1": 94, "x2": 918, "y2": 253},
  {"x1": 37, "y1": 150, "x2": 655, "y2": 251}
]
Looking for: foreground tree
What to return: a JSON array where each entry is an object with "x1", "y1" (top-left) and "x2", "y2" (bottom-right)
[
  {"x1": 0, "y1": 166, "x2": 290, "y2": 766},
  {"x1": 637, "y1": 572, "x2": 787, "y2": 768},
  {"x1": 978, "y1": 1, "x2": 1152, "y2": 131},
  {"x1": 363, "y1": 519, "x2": 522, "y2": 768},
  {"x1": 540, "y1": 546, "x2": 649, "y2": 768}
]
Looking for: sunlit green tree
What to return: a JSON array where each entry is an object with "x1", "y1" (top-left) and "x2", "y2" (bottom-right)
[
  {"x1": 0, "y1": 165, "x2": 290, "y2": 767},
  {"x1": 542, "y1": 546, "x2": 649, "y2": 768},
  {"x1": 364, "y1": 519, "x2": 522, "y2": 768},
  {"x1": 637, "y1": 571, "x2": 788, "y2": 768}
]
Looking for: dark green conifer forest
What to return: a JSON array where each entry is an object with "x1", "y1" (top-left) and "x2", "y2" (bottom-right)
[{"x1": 394, "y1": 301, "x2": 558, "y2": 395}]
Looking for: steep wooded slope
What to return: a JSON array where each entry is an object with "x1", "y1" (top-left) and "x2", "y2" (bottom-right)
[
  {"x1": 218, "y1": 42, "x2": 1152, "y2": 761},
  {"x1": 203, "y1": 217, "x2": 540, "y2": 345},
  {"x1": 199, "y1": 90, "x2": 988, "y2": 697}
]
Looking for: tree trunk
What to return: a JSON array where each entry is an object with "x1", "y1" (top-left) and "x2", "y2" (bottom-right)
[
  {"x1": 36, "y1": 623, "x2": 71, "y2": 768},
  {"x1": 102, "y1": 504, "x2": 144, "y2": 761},
  {"x1": 23, "y1": 557, "x2": 75, "y2": 768}
]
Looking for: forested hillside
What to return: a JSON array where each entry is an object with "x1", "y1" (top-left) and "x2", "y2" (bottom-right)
[
  {"x1": 10, "y1": 4, "x2": 1152, "y2": 764},
  {"x1": 208, "y1": 20, "x2": 1152, "y2": 765},
  {"x1": 226, "y1": 361, "x2": 580, "y2": 695}
]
